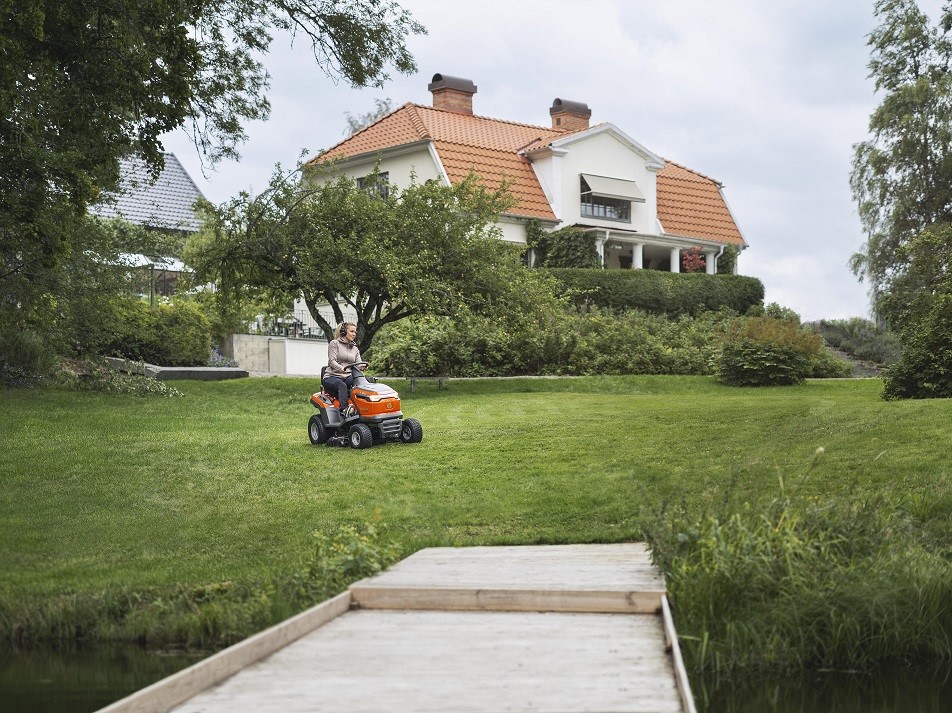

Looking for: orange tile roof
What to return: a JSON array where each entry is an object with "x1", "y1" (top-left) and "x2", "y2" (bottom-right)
[
  {"x1": 314, "y1": 105, "x2": 744, "y2": 241},
  {"x1": 656, "y1": 161, "x2": 745, "y2": 246},
  {"x1": 316, "y1": 104, "x2": 561, "y2": 220}
]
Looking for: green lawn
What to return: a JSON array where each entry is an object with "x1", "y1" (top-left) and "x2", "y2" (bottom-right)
[{"x1": 2, "y1": 376, "x2": 950, "y2": 600}]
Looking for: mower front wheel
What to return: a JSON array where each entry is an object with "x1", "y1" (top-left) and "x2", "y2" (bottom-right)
[
  {"x1": 399, "y1": 418, "x2": 423, "y2": 444},
  {"x1": 308, "y1": 415, "x2": 328, "y2": 445},
  {"x1": 348, "y1": 423, "x2": 373, "y2": 449}
]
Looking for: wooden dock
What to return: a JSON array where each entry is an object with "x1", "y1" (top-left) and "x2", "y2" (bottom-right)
[{"x1": 100, "y1": 544, "x2": 696, "y2": 713}]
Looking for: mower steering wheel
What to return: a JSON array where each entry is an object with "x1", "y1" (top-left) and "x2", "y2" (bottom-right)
[{"x1": 344, "y1": 361, "x2": 369, "y2": 372}]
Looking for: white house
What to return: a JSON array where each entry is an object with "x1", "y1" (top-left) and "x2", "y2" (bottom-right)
[{"x1": 308, "y1": 74, "x2": 747, "y2": 275}]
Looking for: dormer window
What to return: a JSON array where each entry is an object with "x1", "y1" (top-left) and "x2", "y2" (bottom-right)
[
  {"x1": 580, "y1": 174, "x2": 644, "y2": 223},
  {"x1": 358, "y1": 171, "x2": 390, "y2": 200}
]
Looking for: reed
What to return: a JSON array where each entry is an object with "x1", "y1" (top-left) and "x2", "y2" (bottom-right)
[
  {"x1": 646, "y1": 454, "x2": 952, "y2": 675},
  {"x1": 0, "y1": 522, "x2": 397, "y2": 648}
]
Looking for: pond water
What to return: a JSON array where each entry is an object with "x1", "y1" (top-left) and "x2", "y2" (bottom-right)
[
  {"x1": 1, "y1": 644, "x2": 949, "y2": 712},
  {"x1": 699, "y1": 667, "x2": 952, "y2": 713},
  {"x1": 0, "y1": 644, "x2": 204, "y2": 712}
]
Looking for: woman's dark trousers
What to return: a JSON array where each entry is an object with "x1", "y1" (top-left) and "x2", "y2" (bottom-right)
[{"x1": 323, "y1": 374, "x2": 354, "y2": 414}]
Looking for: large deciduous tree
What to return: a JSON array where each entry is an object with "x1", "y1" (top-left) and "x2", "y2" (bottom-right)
[
  {"x1": 184, "y1": 168, "x2": 519, "y2": 353},
  {"x1": 1, "y1": 0, "x2": 423, "y2": 335},
  {"x1": 852, "y1": 1, "x2": 952, "y2": 399},
  {"x1": 850, "y1": 0, "x2": 952, "y2": 311}
]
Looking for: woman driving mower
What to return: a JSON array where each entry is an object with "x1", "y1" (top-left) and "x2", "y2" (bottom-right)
[{"x1": 323, "y1": 322, "x2": 361, "y2": 420}]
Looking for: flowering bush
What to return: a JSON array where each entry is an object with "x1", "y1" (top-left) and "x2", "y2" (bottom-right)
[
  {"x1": 206, "y1": 347, "x2": 238, "y2": 367},
  {"x1": 681, "y1": 247, "x2": 706, "y2": 273}
]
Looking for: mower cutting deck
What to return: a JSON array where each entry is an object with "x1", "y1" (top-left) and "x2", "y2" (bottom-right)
[{"x1": 309, "y1": 363, "x2": 423, "y2": 449}]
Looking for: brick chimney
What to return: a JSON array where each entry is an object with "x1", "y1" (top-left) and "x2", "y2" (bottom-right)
[
  {"x1": 428, "y1": 73, "x2": 477, "y2": 114},
  {"x1": 550, "y1": 98, "x2": 591, "y2": 131}
]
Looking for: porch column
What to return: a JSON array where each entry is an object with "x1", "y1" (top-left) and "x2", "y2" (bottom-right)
[
  {"x1": 596, "y1": 236, "x2": 607, "y2": 267},
  {"x1": 670, "y1": 247, "x2": 680, "y2": 273},
  {"x1": 706, "y1": 251, "x2": 717, "y2": 275},
  {"x1": 633, "y1": 242, "x2": 644, "y2": 269}
]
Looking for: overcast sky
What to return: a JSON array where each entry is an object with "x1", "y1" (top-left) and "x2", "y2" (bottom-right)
[{"x1": 161, "y1": 0, "x2": 937, "y2": 322}]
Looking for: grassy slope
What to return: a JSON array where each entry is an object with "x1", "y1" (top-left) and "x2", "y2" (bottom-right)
[{"x1": 1, "y1": 376, "x2": 950, "y2": 598}]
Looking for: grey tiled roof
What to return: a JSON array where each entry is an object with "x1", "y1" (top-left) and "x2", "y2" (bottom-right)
[{"x1": 90, "y1": 153, "x2": 206, "y2": 232}]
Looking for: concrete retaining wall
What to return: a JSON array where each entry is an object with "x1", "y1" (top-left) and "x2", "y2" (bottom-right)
[{"x1": 228, "y1": 334, "x2": 327, "y2": 376}]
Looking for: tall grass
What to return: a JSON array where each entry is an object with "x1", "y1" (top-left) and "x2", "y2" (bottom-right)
[
  {"x1": 0, "y1": 522, "x2": 398, "y2": 648},
  {"x1": 646, "y1": 453, "x2": 952, "y2": 675}
]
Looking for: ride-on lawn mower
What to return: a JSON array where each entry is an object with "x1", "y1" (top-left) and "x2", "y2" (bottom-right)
[{"x1": 308, "y1": 362, "x2": 423, "y2": 449}]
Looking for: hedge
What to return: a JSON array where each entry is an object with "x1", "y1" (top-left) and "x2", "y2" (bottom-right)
[{"x1": 545, "y1": 268, "x2": 764, "y2": 317}]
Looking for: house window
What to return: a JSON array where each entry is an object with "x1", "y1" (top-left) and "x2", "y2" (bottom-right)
[
  {"x1": 358, "y1": 171, "x2": 390, "y2": 200},
  {"x1": 580, "y1": 177, "x2": 630, "y2": 222}
]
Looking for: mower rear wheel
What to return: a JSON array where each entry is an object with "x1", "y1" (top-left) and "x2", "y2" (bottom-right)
[
  {"x1": 399, "y1": 418, "x2": 423, "y2": 444},
  {"x1": 348, "y1": 423, "x2": 373, "y2": 449},
  {"x1": 308, "y1": 415, "x2": 327, "y2": 445}
]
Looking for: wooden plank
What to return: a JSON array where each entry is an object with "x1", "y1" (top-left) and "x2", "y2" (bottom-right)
[
  {"x1": 351, "y1": 543, "x2": 665, "y2": 613},
  {"x1": 351, "y1": 585, "x2": 663, "y2": 613},
  {"x1": 662, "y1": 595, "x2": 698, "y2": 713},
  {"x1": 171, "y1": 610, "x2": 684, "y2": 713},
  {"x1": 354, "y1": 543, "x2": 665, "y2": 593},
  {"x1": 99, "y1": 591, "x2": 352, "y2": 713}
]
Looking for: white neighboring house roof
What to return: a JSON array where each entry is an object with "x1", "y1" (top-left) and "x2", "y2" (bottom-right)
[
  {"x1": 90, "y1": 153, "x2": 206, "y2": 233},
  {"x1": 118, "y1": 253, "x2": 186, "y2": 271}
]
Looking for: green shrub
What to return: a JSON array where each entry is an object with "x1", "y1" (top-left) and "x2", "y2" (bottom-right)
[
  {"x1": 567, "y1": 309, "x2": 727, "y2": 376},
  {"x1": 806, "y1": 346, "x2": 853, "y2": 378},
  {"x1": 101, "y1": 299, "x2": 154, "y2": 362},
  {"x1": 0, "y1": 326, "x2": 56, "y2": 387},
  {"x1": 883, "y1": 294, "x2": 952, "y2": 400},
  {"x1": 150, "y1": 301, "x2": 212, "y2": 366},
  {"x1": 718, "y1": 317, "x2": 822, "y2": 386},
  {"x1": 100, "y1": 299, "x2": 211, "y2": 366},
  {"x1": 371, "y1": 306, "x2": 729, "y2": 377},
  {"x1": 747, "y1": 301, "x2": 802, "y2": 323},
  {"x1": 370, "y1": 305, "x2": 578, "y2": 377},
  {"x1": 808, "y1": 317, "x2": 901, "y2": 366},
  {"x1": 546, "y1": 268, "x2": 764, "y2": 316}
]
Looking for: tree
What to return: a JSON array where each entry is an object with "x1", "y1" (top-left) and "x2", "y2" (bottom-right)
[
  {"x1": 344, "y1": 98, "x2": 394, "y2": 135},
  {"x1": 852, "y1": 2, "x2": 952, "y2": 399},
  {"x1": 850, "y1": 0, "x2": 952, "y2": 311},
  {"x1": 184, "y1": 167, "x2": 519, "y2": 353},
  {"x1": 878, "y1": 223, "x2": 952, "y2": 398},
  {"x1": 1, "y1": 0, "x2": 424, "y2": 342},
  {"x1": 877, "y1": 222, "x2": 952, "y2": 326}
]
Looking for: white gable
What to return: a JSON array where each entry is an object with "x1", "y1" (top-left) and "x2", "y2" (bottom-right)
[{"x1": 528, "y1": 126, "x2": 661, "y2": 233}]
